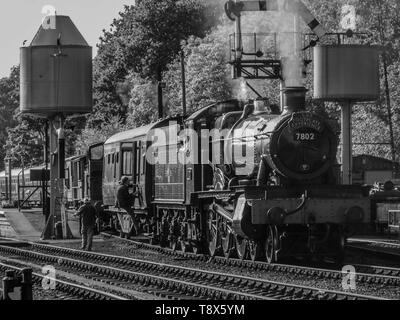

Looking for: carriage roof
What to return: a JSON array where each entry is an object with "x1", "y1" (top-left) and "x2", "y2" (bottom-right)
[{"x1": 104, "y1": 124, "x2": 155, "y2": 145}]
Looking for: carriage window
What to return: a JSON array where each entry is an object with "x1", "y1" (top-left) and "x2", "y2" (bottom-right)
[
  {"x1": 107, "y1": 154, "x2": 111, "y2": 164},
  {"x1": 112, "y1": 153, "x2": 116, "y2": 178},
  {"x1": 136, "y1": 142, "x2": 141, "y2": 175},
  {"x1": 65, "y1": 170, "x2": 70, "y2": 189},
  {"x1": 78, "y1": 162, "x2": 82, "y2": 180},
  {"x1": 142, "y1": 153, "x2": 146, "y2": 175},
  {"x1": 122, "y1": 151, "x2": 132, "y2": 175},
  {"x1": 142, "y1": 144, "x2": 146, "y2": 175}
]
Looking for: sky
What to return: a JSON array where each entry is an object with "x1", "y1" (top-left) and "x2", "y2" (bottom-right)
[{"x1": 0, "y1": 0, "x2": 136, "y2": 78}]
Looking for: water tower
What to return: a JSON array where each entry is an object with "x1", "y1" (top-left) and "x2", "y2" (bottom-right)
[
  {"x1": 314, "y1": 44, "x2": 380, "y2": 184},
  {"x1": 20, "y1": 15, "x2": 93, "y2": 239}
]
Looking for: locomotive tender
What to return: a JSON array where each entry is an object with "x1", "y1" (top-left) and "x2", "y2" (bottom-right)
[{"x1": 90, "y1": 86, "x2": 370, "y2": 264}]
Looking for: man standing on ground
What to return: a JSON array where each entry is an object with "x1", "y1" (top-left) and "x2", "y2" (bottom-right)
[{"x1": 74, "y1": 198, "x2": 97, "y2": 251}]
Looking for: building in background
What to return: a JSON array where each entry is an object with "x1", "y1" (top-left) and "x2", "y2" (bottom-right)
[{"x1": 353, "y1": 154, "x2": 400, "y2": 185}]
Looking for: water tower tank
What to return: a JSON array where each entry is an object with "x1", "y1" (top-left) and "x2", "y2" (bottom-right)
[
  {"x1": 313, "y1": 45, "x2": 380, "y2": 101},
  {"x1": 20, "y1": 16, "x2": 92, "y2": 115}
]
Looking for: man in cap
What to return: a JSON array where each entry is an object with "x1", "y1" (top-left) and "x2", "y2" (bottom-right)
[
  {"x1": 74, "y1": 198, "x2": 97, "y2": 251},
  {"x1": 116, "y1": 176, "x2": 134, "y2": 211},
  {"x1": 116, "y1": 176, "x2": 138, "y2": 235}
]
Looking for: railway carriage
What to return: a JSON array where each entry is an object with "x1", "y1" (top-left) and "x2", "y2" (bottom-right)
[
  {"x1": 65, "y1": 142, "x2": 104, "y2": 209},
  {"x1": 0, "y1": 166, "x2": 45, "y2": 208},
  {"x1": 101, "y1": 124, "x2": 153, "y2": 234}
]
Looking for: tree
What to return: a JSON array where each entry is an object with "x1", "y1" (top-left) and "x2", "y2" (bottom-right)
[
  {"x1": 163, "y1": 35, "x2": 232, "y2": 117},
  {"x1": 87, "y1": 0, "x2": 215, "y2": 130},
  {"x1": 75, "y1": 116, "x2": 128, "y2": 153},
  {"x1": 125, "y1": 73, "x2": 160, "y2": 128},
  {"x1": 4, "y1": 115, "x2": 47, "y2": 168},
  {"x1": 0, "y1": 66, "x2": 19, "y2": 170}
]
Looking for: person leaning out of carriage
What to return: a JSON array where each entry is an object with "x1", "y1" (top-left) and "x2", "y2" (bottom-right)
[
  {"x1": 116, "y1": 176, "x2": 135, "y2": 211},
  {"x1": 74, "y1": 198, "x2": 98, "y2": 251},
  {"x1": 116, "y1": 176, "x2": 139, "y2": 234}
]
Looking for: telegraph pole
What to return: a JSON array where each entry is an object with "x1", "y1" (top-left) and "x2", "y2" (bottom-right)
[
  {"x1": 157, "y1": 67, "x2": 164, "y2": 119},
  {"x1": 181, "y1": 50, "x2": 187, "y2": 117}
]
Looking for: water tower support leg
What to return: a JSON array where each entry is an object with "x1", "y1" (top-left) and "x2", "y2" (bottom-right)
[
  {"x1": 341, "y1": 101, "x2": 353, "y2": 185},
  {"x1": 41, "y1": 118, "x2": 72, "y2": 240}
]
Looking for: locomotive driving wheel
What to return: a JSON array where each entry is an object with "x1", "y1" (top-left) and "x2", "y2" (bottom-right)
[
  {"x1": 180, "y1": 241, "x2": 192, "y2": 253},
  {"x1": 192, "y1": 242, "x2": 201, "y2": 254},
  {"x1": 171, "y1": 239, "x2": 181, "y2": 251},
  {"x1": 249, "y1": 240, "x2": 264, "y2": 262},
  {"x1": 235, "y1": 235, "x2": 249, "y2": 260},
  {"x1": 221, "y1": 229, "x2": 236, "y2": 258},
  {"x1": 265, "y1": 225, "x2": 278, "y2": 264},
  {"x1": 207, "y1": 210, "x2": 222, "y2": 256}
]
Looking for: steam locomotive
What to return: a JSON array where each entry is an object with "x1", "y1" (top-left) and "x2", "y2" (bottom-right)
[{"x1": 66, "y1": 87, "x2": 370, "y2": 264}]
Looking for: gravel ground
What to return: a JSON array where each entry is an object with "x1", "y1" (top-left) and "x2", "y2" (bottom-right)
[
  {"x1": 22, "y1": 210, "x2": 82, "y2": 238},
  {"x1": 345, "y1": 249, "x2": 400, "y2": 269},
  {"x1": 37, "y1": 236, "x2": 400, "y2": 300},
  {"x1": 0, "y1": 257, "x2": 151, "y2": 300}
]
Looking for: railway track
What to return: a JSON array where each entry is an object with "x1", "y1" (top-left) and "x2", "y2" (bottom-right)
[
  {"x1": 0, "y1": 261, "x2": 127, "y2": 300},
  {"x1": 0, "y1": 243, "x2": 386, "y2": 300},
  {"x1": 346, "y1": 239, "x2": 400, "y2": 261},
  {"x1": 100, "y1": 233, "x2": 400, "y2": 287},
  {"x1": 351, "y1": 263, "x2": 400, "y2": 278}
]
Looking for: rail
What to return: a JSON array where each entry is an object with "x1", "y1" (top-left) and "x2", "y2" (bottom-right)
[{"x1": 0, "y1": 242, "x2": 391, "y2": 300}]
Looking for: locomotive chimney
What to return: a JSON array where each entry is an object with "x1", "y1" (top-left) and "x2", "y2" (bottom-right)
[{"x1": 281, "y1": 87, "x2": 307, "y2": 113}]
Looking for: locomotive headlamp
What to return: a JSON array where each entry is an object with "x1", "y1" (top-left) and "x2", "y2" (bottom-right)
[
  {"x1": 345, "y1": 206, "x2": 364, "y2": 223},
  {"x1": 267, "y1": 207, "x2": 286, "y2": 225}
]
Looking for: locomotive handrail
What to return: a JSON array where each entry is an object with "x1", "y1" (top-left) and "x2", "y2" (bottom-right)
[{"x1": 285, "y1": 190, "x2": 308, "y2": 216}]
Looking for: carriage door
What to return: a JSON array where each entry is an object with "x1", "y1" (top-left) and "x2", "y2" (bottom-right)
[
  {"x1": 133, "y1": 141, "x2": 141, "y2": 186},
  {"x1": 132, "y1": 141, "x2": 142, "y2": 207},
  {"x1": 121, "y1": 143, "x2": 133, "y2": 182}
]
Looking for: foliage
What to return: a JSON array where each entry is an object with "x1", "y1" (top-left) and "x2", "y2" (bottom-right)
[
  {"x1": 86, "y1": 0, "x2": 215, "y2": 130},
  {"x1": 163, "y1": 35, "x2": 232, "y2": 117},
  {"x1": 3, "y1": 0, "x2": 400, "y2": 165},
  {"x1": 75, "y1": 116, "x2": 128, "y2": 154},
  {"x1": 4, "y1": 115, "x2": 46, "y2": 168},
  {"x1": 0, "y1": 66, "x2": 19, "y2": 170},
  {"x1": 125, "y1": 73, "x2": 160, "y2": 128}
]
